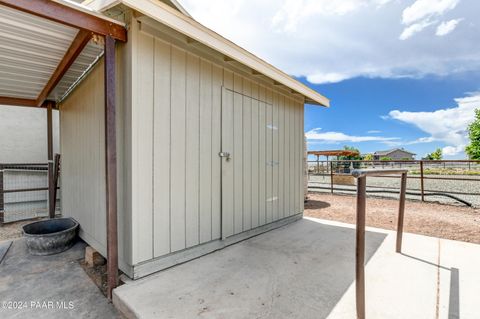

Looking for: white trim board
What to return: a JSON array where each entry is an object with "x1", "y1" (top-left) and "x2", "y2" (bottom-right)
[{"x1": 84, "y1": 0, "x2": 330, "y2": 107}]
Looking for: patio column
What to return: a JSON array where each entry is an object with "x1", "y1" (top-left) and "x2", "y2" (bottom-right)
[
  {"x1": 104, "y1": 35, "x2": 118, "y2": 300},
  {"x1": 47, "y1": 102, "x2": 55, "y2": 218},
  {"x1": 356, "y1": 176, "x2": 366, "y2": 319}
]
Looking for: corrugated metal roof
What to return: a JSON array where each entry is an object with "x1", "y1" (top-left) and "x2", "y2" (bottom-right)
[
  {"x1": 0, "y1": 3, "x2": 105, "y2": 103},
  {"x1": 48, "y1": 41, "x2": 104, "y2": 101},
  {"x1": 0, "y1": 4, "x2": 78, "y2": 100}
]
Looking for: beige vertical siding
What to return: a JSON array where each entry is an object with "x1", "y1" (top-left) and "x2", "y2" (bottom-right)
[
  {"x1": 130, "y1": 20, "x2": 306, "y2": 263},
  {"x1": 59, "y1": 14, "x2": 306, "y2": 274},
  {"x1": 60, "y1": 49, "x2": 130, "y2": 271},
  {"x1": 60, "y1": 61, "x2": 106, "y2": 252}
]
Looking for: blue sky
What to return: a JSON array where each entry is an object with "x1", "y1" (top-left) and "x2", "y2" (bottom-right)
[
  {"x1": 303, "y1": 72, "x2": 480, "y2": 158},
  {"x1": 181, "y1": 0, "x2": 480, "y2": 159}
]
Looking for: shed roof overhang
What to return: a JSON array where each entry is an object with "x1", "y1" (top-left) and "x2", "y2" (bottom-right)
[
  {"x1": 86, "y1": 0, "x2": 330, "y2": 107},
  {"x1": 0, "y1": 0, "x2": 127, "y2": 108},
  {"x1": 308, "y1": 150, "x2": 360, "y2": 157}
]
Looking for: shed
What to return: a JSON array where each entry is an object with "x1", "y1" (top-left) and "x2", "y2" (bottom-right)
[{"x1": 0, "y1": 0, "x2": 329, "y2": 296}]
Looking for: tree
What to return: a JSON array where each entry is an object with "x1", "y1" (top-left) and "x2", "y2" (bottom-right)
[
  {"x1": 337, "y1": 146, "x2": 362, "y2": 170},
  {"x1": 380, "y1": 156, "x2": 392, "y2": 161},
  {"x1": 338, "y1": 145, "x2": 362, "y2": 160},
  {"x1": 425, "y1": 148, "x2": 443, "y2": 160},
  {"x1": 363, "y1": 153, "x2": 374, "y2": 161},
  {"x1": 466, "y1": 109, "x2": 480, "y2": 160}
]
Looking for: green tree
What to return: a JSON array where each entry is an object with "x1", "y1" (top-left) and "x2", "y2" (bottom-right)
[
  {"x1": 425, "y1": 148, "x2": 443, "y2": 160},
  {"x1": 338, "y1": 145, "x2": 362, "y2": 160},
  {"x1": 466, "y1": 109, "x2": 480, "y2": 160},
  {"x1": 363, "y1": 153, "x2": 374, "y2": 161},
  {"x1": 337, "y1": 146, "x2": 361, "y2": 170},
  {"x1": 380, "y1": 156, "x2": 392, "y2": 161}
]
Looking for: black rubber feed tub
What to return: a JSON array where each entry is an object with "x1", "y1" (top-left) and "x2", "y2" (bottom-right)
[{"x1": 23, "y1": 218, "x2": 79, "y2": 256}]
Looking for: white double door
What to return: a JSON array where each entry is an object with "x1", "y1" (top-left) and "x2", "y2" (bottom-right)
[{"x1": 220, "y1": 87, "x2": 278, "y2": 239}]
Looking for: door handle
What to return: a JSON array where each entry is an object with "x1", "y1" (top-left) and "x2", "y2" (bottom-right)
[{"x1": 219, "y1": 152, "x2": 231, "y2": 161}]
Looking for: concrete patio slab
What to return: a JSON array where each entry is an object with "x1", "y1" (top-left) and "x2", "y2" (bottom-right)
[
  {"x1": 0, "y1": 238, "x2": 120, "y2": 319},
  {"x1": 114, "y1": 217, "x2": 480, "y2": 319},
  {"x1": 0, "y1": 240, "x2": 12, "y2": 264}
]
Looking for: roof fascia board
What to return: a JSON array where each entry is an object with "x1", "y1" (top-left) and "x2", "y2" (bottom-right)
[
  {"x1": 0, "y1": 0, "x2": 127, "y2": 41},
  {"x1": 82, "y1": 0, "x2": 122, "y2": 12},
  {"x1": 121, "y1": 0, "x2": 329, "y2": 107},
  {"x1": 168, "y1": 0, "x2": 191, "y2": 17}
]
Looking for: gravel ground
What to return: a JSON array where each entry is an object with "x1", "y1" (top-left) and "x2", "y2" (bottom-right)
[
  {"x1": 305, "y1": 192, "x2": 480, "y2": 244},
  {"x1": 309, "y1": 174, "x2": 480, "y2": 207}
]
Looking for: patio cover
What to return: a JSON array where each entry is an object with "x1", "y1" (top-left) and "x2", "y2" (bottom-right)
[
  {"x1": 0, "y1": 0, "x2": 126, "y2": 107},
  {"x1": 308, "y1": 150, "x2": 360, "y2": 157},
  {"x1": 0, "y1": 0, "x2": 127, "y2": 300}
]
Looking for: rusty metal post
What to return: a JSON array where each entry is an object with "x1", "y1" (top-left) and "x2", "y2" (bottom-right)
[
  {"x1": 53, "y1": 154, "x2": 61, "y2": 212},
  {"x1": 356, "y1": 176, "x2": 367, "y2": 319},
  {"x1": 420, "y1": 161, "x2": 425, "y2": 202},
  {"x1": 0, "y1": 165, "x2": 4, "y2": 226},
  {"x1": 47, "y1": 102, "x2": 55, "y2": 218},
  {"x1": 105, "y1": 35, "x2": 118, "y2": 300},
  {"x1": 396, "y1": 172, "x2": 407, "y2": 253},
  {"x1": 330, "y1": 161, "x2": 334, "y2": 194}
]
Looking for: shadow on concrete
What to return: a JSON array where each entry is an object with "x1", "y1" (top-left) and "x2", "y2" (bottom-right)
[
  {"x1": 448, "y1": 268, "x2": 460, "y2": 319},
  {"x1": 0, "y1": 238, "x2": 118, "y2": 319},
  {"x1": 400, "y1": 252, "x2": 449, "y2": 270},
  {"x1": 114, "y1": 218, "x2": 388, "y2": 319},
  {"x1": 304, "y1": 200, "x2": 331, "y2": 210},
  {"x1": 400, "y1": 253, "x2": 460, "y2": 319}
]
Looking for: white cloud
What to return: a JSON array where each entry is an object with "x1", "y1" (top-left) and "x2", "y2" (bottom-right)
[
  {"x1": 399, "y1": 19, "x2": 436, "y2": 40},
  {"x1": 181, "y1": 0, "x2": 479, "y2": 84},
  {"x1": 386, "y1": 93, "x2": 480, "y2": 156},
  {"x1": 436, "y1": 19, "x2": 463, "y2": 36},
  {"x1": 305, "y1": 128, "x2": 399, "y2": 143},
  {"x1": 272, "y1": 0, "x2": 392, "y2": 32},
  {"x1": 306, "y1": 72, "x2": 351, "y2": 84},
  {"x1": 442, "y1": 145, "x2": 465, "y2": 156},
  {"x1": 402, "y1": 0, "x2": 460, "y2": 25},
  {"x1": 367, "y1": 130, "x2": 382, "y2": 133}
]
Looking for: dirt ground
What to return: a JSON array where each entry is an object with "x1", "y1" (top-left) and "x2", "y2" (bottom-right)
[
  {"x1": 305, "y1": 192, "x2": 480, "y2": 244},
  {"x1": 0, "y1": 218, "x2": 47, "y2": 242}
]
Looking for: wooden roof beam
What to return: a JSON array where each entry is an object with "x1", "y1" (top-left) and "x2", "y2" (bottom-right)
[
  {"x1": 0, "y1": 97, "x2": 57, "y2": 108},
  {"x1": 0, "y1": 97, "x2": 37, "y2": 107},
  {"x1": 0, "y1": 0, "x2": 127, "y2": 42},
  {"x1": 36, "y1": 29, "x2": 92, "y2": 107}
]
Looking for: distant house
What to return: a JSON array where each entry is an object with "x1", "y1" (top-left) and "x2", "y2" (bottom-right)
[{"x1": 373, "y1": 148, "x2": 416, "y2": 160}]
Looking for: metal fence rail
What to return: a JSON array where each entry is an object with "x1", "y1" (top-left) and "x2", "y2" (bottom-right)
[
  {"x1": 0, "y1": 159, "x2": 60, "y2": 225},
  {"x1": 307, "y1": 159, "x2": 480, "y2": 207},
  {"x1": 352, "y1": 169, "x2": 408, "y2": 319}
]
